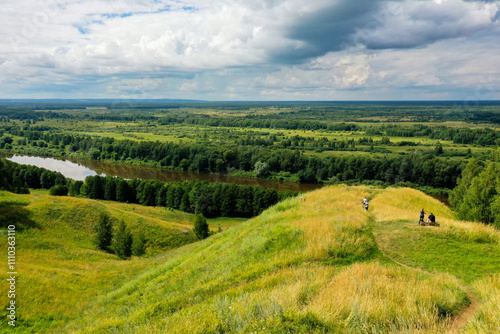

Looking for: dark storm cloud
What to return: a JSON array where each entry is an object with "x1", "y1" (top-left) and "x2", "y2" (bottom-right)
[
  {"x1": 271, "y1": 0, "x2": 384, "y2": 63},
  {"x1": 272, "y1": 0, "x2": 499, "y2": 63},
  {"x1": 362, "y1": 0, "x2": 500, "y2": 50}
]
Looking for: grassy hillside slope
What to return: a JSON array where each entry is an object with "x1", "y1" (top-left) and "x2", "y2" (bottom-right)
[
  {"x1": 1, "y1": 186, "x2": 500, "y2": 333},
  {"x1": 0, "y1": 191, "x2": 243, "y2": 333}
]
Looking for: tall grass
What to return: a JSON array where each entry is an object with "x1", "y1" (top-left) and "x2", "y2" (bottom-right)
[
  {"x1": 0, "y1": 190, "x2": 241, "y2": 333},
  {"x1": 371, "y1": 187, "x2": 455, "y2": 223},
  {"x1": 308, "y1": 262, "x2": 467, "y2": 332},
  {"x1": 2, "y1": 185, "x2": 499, "y2": 333},
  {"x1": 281, "y1": 185, "x2": 373, "y2": 262},
  {"x1": 62, "y1": 186, "x2": 469, "y2": 333},
  {"x1": 461, "y1": 274, "x2": 500, "y2": 333}
]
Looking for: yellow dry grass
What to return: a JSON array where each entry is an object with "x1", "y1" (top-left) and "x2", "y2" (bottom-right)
[
  {"x1": 371, "y1": 187, "x2": 455, "y2": 222},
  {"x1": 289, "y1": 185, "x2": 371, "y2": 260},
  {"x1": 4, "y1": 185, "x2": 499, "y2": 333},
  {"x1": 461, "y1": 274, "x2": 500, "y2": 333},
  {"x1": 124, "y1": 261, "x2": 464, "y2": 334},
  {"x1": 308, "y1": 262, "x2": 462, "y2": 330}
]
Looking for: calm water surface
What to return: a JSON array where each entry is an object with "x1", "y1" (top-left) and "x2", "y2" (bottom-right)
[
  {"x1": 6, "y1": 154, "x2": 321, "y2": 192},
  {"x1": 4, "y1": 154, "x2": 450, "y2": 203}
]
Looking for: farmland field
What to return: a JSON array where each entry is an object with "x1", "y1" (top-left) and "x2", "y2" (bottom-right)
[{"x1": 1, "y1": 101, "x2": 499, "y2": 193}]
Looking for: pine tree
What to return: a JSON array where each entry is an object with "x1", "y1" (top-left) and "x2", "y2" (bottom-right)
[
  {"x1": 95, "y1": 213, "x2": 113, "y2": 251},
  {"x1": 193, "y1": 214, "x2": 209, "y2": 240},
  {"x1": 132, "y1": 230, "x2": 147, "y2": 257},
  {"x1": 113, "y1": 220, "x2": 132, "y2": 259}
]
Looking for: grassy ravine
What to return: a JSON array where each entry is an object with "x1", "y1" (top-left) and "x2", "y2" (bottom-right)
[
  {"x1": 1, "y1": 186, "x2": 499, "y2": 333},
  {"x1": 0, "y1": 191, "x2": 243, "y2": 333}
]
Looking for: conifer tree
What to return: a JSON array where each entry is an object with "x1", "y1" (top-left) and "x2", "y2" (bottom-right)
[
  {"x1": 193, "y1": 213, "x2": 209, "y2": 240},
  {"x1": 113, "y1": 220, "x2": 132, "y2": 259},
  {"x1": 95, "y1": 213, "x2": 113, "y2": 251}
]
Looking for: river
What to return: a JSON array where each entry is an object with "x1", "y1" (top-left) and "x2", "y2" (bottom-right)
[{"x1": 5, "y1": 154, "x2": 321, "y2": 192}]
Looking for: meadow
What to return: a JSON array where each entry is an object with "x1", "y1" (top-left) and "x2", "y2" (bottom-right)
[{"x1": 1, "y1": 185, "x2": 499, "y2": 333}]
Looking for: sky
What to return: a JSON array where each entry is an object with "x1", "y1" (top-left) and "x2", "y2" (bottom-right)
[{"x1": 0, "y1": 0, "x2": 499, "y2": 101}]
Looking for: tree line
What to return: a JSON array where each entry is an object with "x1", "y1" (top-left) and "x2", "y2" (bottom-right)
[
  {"x1": 78, "y1": 175, "x2": 295, "y2": 218},
  {"x1": 0, "y1": 159, "x2": 66, "y2": 194},
  {"x1": 159, "y1": 115, "x2": 361, "y2": 132},
  {"x1": 4, "y1": 129, "x2": 464, "y2": 188},
  {"x1": 376, "y1": 124, "x2": 500, "y2": 147},
  {"x1": 0, "y1": 159, "x2": 297, "y2": 218}
]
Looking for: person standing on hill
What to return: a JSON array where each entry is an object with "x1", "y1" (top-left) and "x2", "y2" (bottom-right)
[{"x1": 419, "y1": 208, "x2": 425, "y2": 224}]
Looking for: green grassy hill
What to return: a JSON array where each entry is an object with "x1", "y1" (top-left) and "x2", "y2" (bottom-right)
[
  {"x1": 1, "y1": 186, "x2": 500, "y2": 333},
  {"x1": 0, "y1": 190, "x2": 243, "y2": 333}
]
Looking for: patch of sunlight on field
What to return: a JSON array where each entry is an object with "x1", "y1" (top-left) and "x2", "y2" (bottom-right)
[
  {"x1": 371, "y1": 187, "x2": 455, "y2": 222},
  {"x1": 287, "y1": 185, "x2": 371, "y2": 261}
]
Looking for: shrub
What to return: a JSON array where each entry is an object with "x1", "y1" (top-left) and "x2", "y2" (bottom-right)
[
  {"x1": 49, "y1": 184, "x2": 68, "y2": 196},
  {"x1": 194, "y1": 213, "x2": 209, "y2": 240}
]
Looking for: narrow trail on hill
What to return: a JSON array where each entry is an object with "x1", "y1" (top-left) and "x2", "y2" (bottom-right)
[
  {"x1": 447, "y1": 290, "x2": 478, "y2": 334},
  {"x1": 370, "y1": 218, "x2": 479, "y2": 334}
]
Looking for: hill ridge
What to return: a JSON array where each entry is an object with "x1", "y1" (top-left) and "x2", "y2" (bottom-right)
[{"x1": 1, "y1": 186, "x2": 500, "y2": 333}]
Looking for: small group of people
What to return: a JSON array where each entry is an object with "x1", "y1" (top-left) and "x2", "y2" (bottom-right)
[
  {"x1": 362, "y1": 197, "x2": 369, "y2": 211},
  {"x1": 419, "y1": 208, "x2": 435, "y2": 224}
]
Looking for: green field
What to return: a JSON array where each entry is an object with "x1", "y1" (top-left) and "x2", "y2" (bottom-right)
[{"x1": 3, "y1": 102, "x2": 499, "y2": 162}]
